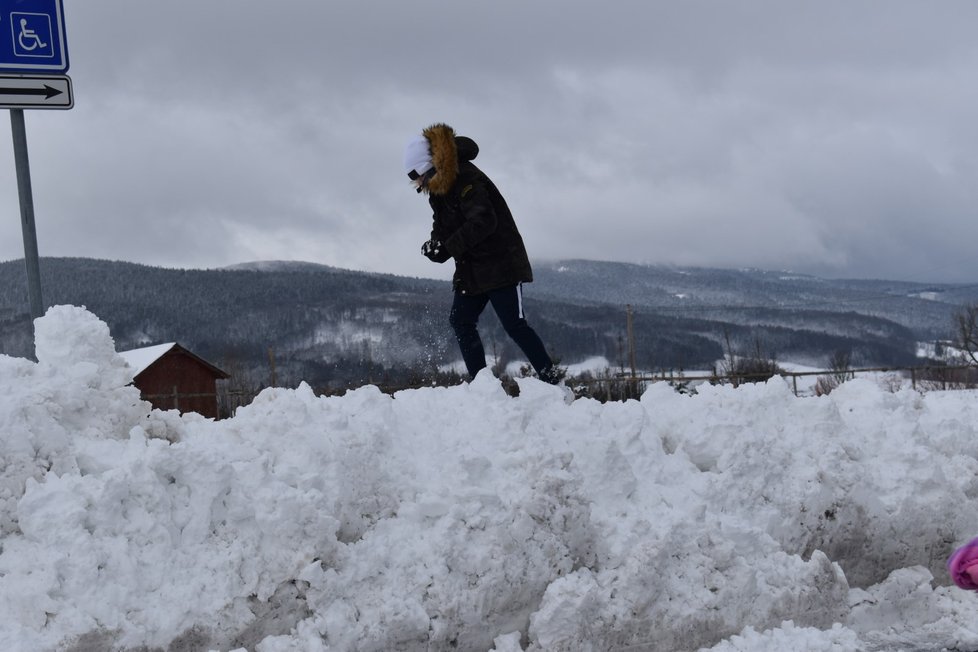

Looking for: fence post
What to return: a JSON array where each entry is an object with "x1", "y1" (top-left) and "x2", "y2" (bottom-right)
[{"x1": 172, "y1": 385, "x2": 179, "y2": 411}]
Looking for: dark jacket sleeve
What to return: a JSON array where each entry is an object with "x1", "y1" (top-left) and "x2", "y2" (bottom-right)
[{"x1": 442, "y1": 180, "x2": 498, "y2": 259}]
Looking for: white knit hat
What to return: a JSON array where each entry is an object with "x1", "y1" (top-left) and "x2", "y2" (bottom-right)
[{"x1": 403, "y1": 134, "x2": 433, "y2": 178}]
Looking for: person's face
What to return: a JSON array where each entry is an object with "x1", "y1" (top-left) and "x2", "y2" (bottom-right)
[{"x1": 409, "y1": 168, "x2": 432, "y2": 192}]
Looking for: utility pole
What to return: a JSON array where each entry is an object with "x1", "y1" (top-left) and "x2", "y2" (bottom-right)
[{"x1": 626, "y1": 304, "x2": 637, "y2": 381}]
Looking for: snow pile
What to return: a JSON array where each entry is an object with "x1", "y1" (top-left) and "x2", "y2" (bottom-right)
[{"x1": 3, "y1": 306, "x2": 978, "y2": 651}]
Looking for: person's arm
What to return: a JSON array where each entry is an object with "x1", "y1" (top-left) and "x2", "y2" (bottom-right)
[{"x1": 443, "y1": 181, "x2": 497, "y2": 258}]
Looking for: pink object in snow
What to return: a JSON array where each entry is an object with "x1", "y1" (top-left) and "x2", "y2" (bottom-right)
[{"x1": 948, "y1": 537, "x2": 978, "y2": 590}]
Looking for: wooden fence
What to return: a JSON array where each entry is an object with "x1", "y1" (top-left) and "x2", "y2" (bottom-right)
[
  {"x1": 577, "y1": 364, "x2": 978, "y2": 398},
  {"x1": 142, "y1": 364, "x2": 978, "y2": 418}
]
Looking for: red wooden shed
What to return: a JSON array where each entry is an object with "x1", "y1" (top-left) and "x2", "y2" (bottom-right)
[{"x1": 119, "y1": 342, "x2": 230, "y2": 419}]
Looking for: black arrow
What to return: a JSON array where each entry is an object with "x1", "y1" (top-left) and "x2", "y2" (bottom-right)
[{"x1": 0, "y1": 84, "x2": 62, "y2": 99}]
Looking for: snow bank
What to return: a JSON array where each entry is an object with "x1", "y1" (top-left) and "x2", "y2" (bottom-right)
[{"x1": 2, "y1": 306, "x2": 978, "y2": 651}]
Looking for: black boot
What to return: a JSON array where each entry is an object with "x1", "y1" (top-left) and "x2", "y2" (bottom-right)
[{"x1": 539, "y1": 365, "x2": 562, "y2": 385}]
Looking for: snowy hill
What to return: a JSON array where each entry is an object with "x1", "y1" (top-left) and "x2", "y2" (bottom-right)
[
  {"x1": 1, "y1": 258, "x2": 975, "y2": 390},
  {"x1": 532, "y1": 259, "x2": 975, "y2": 338},
  {"x1": 222, "y1": 261, "x2": 348, "y2": 274},
  {"x1": 3, "y1": 306, "x2": 978, "y2": 651}
]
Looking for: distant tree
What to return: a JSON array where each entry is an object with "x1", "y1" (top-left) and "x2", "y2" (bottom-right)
[
  {"x1": 721, "y1": 332, "x2": 783, "y2": 387},
  {"x1": 829, "y1": 349, "x2": 854, "y2": 383},
  {"x1": 954, "y1": 304, "x2": 978, "y2": 365},
  {"x1": 815, "y1": 349, "x2": 853, "y2": 396}
]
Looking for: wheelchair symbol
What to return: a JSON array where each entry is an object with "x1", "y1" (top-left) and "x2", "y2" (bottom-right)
[
  {"x1": 10, "y1": 13, "x2": 54, "y2": 58},
  {"x1": 18, "y1": 19, "x2": 46, "y2": 51}
]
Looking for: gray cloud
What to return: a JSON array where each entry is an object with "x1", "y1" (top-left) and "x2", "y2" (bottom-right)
[{"x1": 0, "y1": 1, "x2": 976, "y2": 282}]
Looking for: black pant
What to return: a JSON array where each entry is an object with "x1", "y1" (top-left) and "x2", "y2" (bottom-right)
[{"x1": 449, "y1": 284, "x2": 553, "y2": 379}]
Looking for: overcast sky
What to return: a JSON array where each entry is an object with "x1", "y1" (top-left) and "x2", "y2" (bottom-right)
[{"x1": 0, "y1": 1, "x2": 976, "y2": 283}]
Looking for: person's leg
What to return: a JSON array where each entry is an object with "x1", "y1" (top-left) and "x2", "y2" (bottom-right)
[
  {"x1": 487, "y1": 284, "x2": 558, "y2": 382},
  {"x1": 449, "y1": 291, "x2": 491, "y2": 379}
]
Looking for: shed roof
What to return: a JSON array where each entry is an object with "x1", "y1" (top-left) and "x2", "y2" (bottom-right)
[
  {"x1": 118, "y1": 343, "x2": 229, "y2": 379},
  {"x1": 119, "y1": 342, "x2": 176, "y2": 377}
]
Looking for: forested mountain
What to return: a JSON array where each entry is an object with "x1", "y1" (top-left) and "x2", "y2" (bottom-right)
[
  {"x1": 531, "y1": 260, "x2": 970, "y2": 338},
  {"x1": 1, "y1": 257, "x2": 974, "y2": 390}
]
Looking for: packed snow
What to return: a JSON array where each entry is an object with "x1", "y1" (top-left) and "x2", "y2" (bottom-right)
[{"x1": 3, "y1": 305, "x2": 978, "y2": 651}]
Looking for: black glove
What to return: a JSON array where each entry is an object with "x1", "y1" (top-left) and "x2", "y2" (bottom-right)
[{"x1": 422, "y1": 239, "x2": 444, "y2": 261}]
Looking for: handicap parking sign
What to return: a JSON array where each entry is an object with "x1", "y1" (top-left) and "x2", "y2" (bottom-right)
[
  {"x1": 12, "y1": 12, "x2": 54, "y2": 58},
  {"x1": 0, "y1": 0, "x2": 67, "y2": 73}
]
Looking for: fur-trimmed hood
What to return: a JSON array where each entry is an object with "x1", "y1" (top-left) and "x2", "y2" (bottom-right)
[
  {"x1": 421, "y1": 123, "x2": 479, "y2": 196},
  {"x1": 422, "y1": 124, "x2": 533, "y2": 294}
]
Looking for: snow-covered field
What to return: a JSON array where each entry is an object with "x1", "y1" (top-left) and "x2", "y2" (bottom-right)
[{"x1": 4, "y1": 305, "x2": 978, "y2": 651}]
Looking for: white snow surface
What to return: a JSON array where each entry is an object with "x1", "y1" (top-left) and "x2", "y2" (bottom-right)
[
  {"x1": 3, "y1": 306, "x2": 978, "y2": 651},
  {"x1": 117, "y1": 342, "x2": 177, "y2": 377}
]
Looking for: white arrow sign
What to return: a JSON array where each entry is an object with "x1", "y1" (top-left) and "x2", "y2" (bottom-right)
[{"x1": 0, "y1": 73, "x2": 71, "y2": 108}]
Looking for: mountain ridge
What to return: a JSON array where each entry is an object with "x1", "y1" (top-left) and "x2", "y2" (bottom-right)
[{"x1": 1, "y1": 257, "x2": 974, "y2": 389}]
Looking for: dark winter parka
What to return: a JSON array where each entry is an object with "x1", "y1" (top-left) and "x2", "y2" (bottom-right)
[{"x1": 421, "y1": 123, "x2": 533, "y2": 295}]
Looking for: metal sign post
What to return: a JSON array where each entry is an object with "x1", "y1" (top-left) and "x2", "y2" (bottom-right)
[
  {"x1": 10, "y1": 106, "x2": 41, "y2": 318},
  {"x1": 0, "y1": 0, "x2": 70, "y2": 341}
]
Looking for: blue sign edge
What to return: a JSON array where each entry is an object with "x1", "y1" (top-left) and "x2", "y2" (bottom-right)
[{"x1": 0, "y1": 0, "x2": 69, "y2": 74}]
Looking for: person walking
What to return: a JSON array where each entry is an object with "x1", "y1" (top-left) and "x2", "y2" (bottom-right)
[{"x1": 403, "y1": 123, "x2": 560, "y2": 384}]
